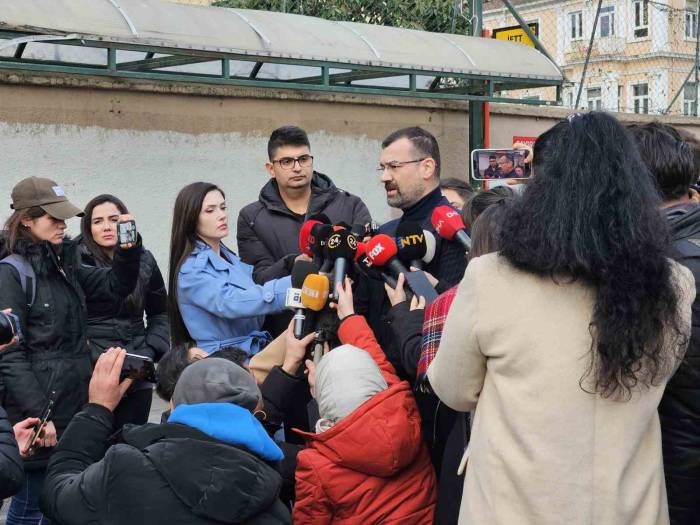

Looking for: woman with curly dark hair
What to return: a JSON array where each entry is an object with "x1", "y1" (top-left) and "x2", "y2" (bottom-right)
[{"x1": 428, "y1": 112, "x2": 695, "y2": 525}]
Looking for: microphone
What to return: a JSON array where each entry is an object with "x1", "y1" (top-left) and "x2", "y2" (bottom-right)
[
  {"x1": 326, "y1": 230, "x2": 358, "y2": 299},
  {"x1": 366, "y1": 234, "x2": 438, "y2": 303},
  {"x1": 422, "y1": 230, "x2": 437, "y2": 265},
  {"x1": 431, "y1": 205, "x2": 472, "y2": 252},
  {"x1": 364, "y1": 234, "x2": 409, "y2": 278},
  {"x1": 354, "y1": 241, "x2": 398, "y2": 288},
  {"x1": 395, "y1": 222, "x2": 428, "y2": 270},
  {"x1": 308, "y1": 223, "x2": 334, "y2": 272},
  {"x1": 299, "y1": 219, "x2": 323, "y2": 258},
  {"x1": 288, "y1": 261, "x2": 320, "y2": 338},
  {"x1": 301, "y1": 273, "x2": 330, "y2": 312}
]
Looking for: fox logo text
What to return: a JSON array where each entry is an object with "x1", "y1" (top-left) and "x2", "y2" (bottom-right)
[{"x1": 368, "y1": 244, "x2": 385, "y2": 258}]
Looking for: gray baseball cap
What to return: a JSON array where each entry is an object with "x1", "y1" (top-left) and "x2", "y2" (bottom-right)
[{"x1": 172, "y1": 358, "x2": 261, "y2": 412}]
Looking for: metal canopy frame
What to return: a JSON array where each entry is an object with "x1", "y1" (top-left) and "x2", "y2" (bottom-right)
[{"x1": 0, "y1": 28, "x2": 561, "y2": 104}]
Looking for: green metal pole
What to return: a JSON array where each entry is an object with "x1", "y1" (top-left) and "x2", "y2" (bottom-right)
[{"x1": 469, "y1": 0, "x2": 485, "y2": 162}]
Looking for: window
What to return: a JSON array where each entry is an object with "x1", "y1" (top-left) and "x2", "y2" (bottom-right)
[
  {"x1": 687, "y1": 10, "x2": 698, "y2": 39},
  {"x1": 587, "y1": 88, "x2": 602, "y2": 111},
  {"x1": 684, "y1": 82, "x2": 697, "y2": 116},
  {"x1": 633, "y1": 83, "x2": 649, "y2": 114},
  {"x1": 633, "y1": 0, "x2": 649, "y2": 38},
  {"x1": 617, "y1": 85, "x2": 623, "y2": 112},
  {"x1": 599, "y1": 6, "x2": 615, "y2": 37},
  {"x1": 570, "y1": 11, "x2": 583, "y2": 40},
  {"x1": 567, "y1": 91, "x2": 574, "y2": 108}
]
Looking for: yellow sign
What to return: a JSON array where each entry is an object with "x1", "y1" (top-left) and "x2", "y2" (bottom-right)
[{"x1": 492, "y1": 23, "x2": 539, "y2": 48}]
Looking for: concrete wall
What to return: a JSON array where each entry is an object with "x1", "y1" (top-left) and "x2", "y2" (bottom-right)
[{"x1": 1, "y1": 72, "x2": 699, "y2": 274}]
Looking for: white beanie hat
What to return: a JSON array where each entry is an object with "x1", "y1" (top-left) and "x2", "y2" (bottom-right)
[{"x1": 314, "y1": 344, "x2": 388, "y2": 432}]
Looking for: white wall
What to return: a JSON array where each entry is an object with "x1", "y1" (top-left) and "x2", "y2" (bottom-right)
[{"x1": 0, "y1": 122, "x2": 391, "y2": 276}]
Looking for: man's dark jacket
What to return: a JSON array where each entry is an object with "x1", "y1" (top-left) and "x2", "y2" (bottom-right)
[
  {"x1": 0, "y1": 406, "x2": 23, "y2": 500},
  {"x1": 40, "y1": 404, "x2": 291, "y2": 525},
  {"x1": 0, "y1": 237, "x2": 141, "y2": 470},
  {"x1": 661, "y1": 203, "x2": 700, "y2": 525},
  {"x1": 237, "y1": 172, "x2": 371, "y2": 287}
]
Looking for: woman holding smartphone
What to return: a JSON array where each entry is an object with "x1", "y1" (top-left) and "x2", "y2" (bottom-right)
[
  {"x1": 0, "y1": 177, "x2": 142, "y2": 524},
  {"x1": 168, "y1": 182, "x2": 291, "y2": 355},
  {"x1": 79, "y1": 194, "x2": 169, "y2": 428}
]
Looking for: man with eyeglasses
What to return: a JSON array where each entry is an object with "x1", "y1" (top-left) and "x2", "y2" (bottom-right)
[
  {"x1": 354, "y1": 126, "x2": 468, "y2": 525},
  {"x1": 237, "y1": 125, "x2": 370, "y2": 337}
]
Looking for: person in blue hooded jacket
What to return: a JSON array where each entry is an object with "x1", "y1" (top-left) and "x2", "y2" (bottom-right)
[{"x1": 167, "y1": 182, "x2": 292, "y2": 355}]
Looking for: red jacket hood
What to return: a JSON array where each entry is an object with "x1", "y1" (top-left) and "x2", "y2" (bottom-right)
[{"x1": 297, "y1": 381, "x2": 423, "y2": 478}]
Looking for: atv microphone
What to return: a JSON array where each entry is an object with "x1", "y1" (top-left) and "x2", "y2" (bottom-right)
[
  {"x1": 395, "y1": 221, "x2": 428, "y2": 270},
  {"x1": 326, "y1": 230, "x2": 358, "y2": 300},
  {"x1": 301, "y1": 274, "x2": 330, "y2": 312},
  {"x1": 288, "y1": 260, "x2": 320, "y2": 338},
  {"x1": 431, "y1": 205, "x2": 472, "y2": 252}
]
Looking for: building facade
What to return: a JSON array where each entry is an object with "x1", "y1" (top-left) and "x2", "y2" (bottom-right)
[{"x1": 484, "y1": 0, "x2": 699, "y2": 115}]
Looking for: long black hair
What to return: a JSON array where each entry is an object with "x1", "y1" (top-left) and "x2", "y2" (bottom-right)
[
  {"x1": 499, "y1": 112, "x2": 686, "y2": 399},
  {"x1": 168, "y1": 182, "x2": 225, "y2": 347}
]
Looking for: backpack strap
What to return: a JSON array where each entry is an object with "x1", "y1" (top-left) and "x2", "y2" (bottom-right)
[{"x1": 0, "y1": 254, "x2": 36, "y2": 310}]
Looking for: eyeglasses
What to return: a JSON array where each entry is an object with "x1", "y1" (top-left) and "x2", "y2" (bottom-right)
[
  {"x1": 272, "y1": 154, "x2": 314, "y2": 170},
  {"x1": 376, "y1": 158, "x2": 427, "y2": 173}
]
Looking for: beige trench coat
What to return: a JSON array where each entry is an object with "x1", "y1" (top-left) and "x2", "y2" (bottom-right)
[{"x1": 428, "y1": 253, "x2": 695, "y2": 525}]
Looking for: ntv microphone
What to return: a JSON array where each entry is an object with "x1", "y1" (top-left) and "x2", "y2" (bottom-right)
[
  {"x1": 326, "y1": 230, "x2": 358, "y2": 300},
  {"x1": 287, "y1": 260, "x2": 320, "y2": 339},
  {"x1": 395, "y1": 222, "x2": 428, "y2": 270},
  {"x1": 431, "y1": 205, "x2": 472, "y2": 252}
]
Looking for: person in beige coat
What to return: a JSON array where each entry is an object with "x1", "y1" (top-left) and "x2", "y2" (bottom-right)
[{"x1": 428, "y1": 112, "x2": 696, "y2": 525}]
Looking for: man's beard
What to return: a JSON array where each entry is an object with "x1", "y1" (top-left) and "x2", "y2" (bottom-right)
[{"x1": 385, "y1": 181, "x2": 423, "y2": 209}]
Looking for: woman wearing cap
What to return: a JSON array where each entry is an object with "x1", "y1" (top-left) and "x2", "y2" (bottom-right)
[{"x1": 0, "y1": 177, "x2": 142, "y2": 525}]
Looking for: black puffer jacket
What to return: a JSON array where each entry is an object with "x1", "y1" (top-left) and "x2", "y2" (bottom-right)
[
  {"x1": 237, "y1": 172, "x2": 371, "y2": 286},
  {"x1": 0, "y1": 405, "x2": 23, "y2": 499},
  {"x1": 41, "y1": 404, "x2": 291, "y2": 525},
  {"x1": 78, "y1": 242, "x2": 169, "y2": 367},
  {"x1": 0, "y1": 237, "x2": 141, "y2": 470},
  {"x1": 660, "y1": 203, "x2": 700, "y2": 525}
]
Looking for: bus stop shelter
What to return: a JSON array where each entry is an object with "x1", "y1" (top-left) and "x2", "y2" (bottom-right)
[{"x1": 0, "y1": 0, "x2": 563, "y2": 150}]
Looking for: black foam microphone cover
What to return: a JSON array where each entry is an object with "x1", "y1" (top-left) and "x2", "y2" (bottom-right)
[
  {"x1": 326, "y1": 230, "x2": 358, "y2": 261},
  {"x1": 395, "y1": 221, "x2": 427, "y2": 264},
  {"x1": 291, "y1": 260, "x2": 320, "y2": 288},
  {"x1": 310, "y1": 223, "x2": 334, "y2": 257}
]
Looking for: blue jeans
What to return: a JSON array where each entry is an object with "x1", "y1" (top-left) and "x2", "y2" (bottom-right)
[{"x1": 6, "y1": 469, "x2": 52, "y2": 525}]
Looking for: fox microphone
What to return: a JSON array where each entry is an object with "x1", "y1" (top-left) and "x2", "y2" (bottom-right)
[
  {"x1": 431, "y1": 205, "x2": 472, "y2": 252},
  {"x1": 364, "y1": 234, "x2": 408, "y2": 278}
]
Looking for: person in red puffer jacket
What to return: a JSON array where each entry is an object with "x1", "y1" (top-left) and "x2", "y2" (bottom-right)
[{"x1": 293, "y1": 278, "x2": 437, "y2": 525}]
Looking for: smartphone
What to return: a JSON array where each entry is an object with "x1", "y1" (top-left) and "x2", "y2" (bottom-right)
[
  {"x1": 471, "y1": 148, "x2": 530, "y2": 181},
  {"x1": 27, "y1": 391, "x2": 56, "y2": 452},
  {"x1": 120, "y1": 353, "x2": 156, "y2": 383},
  {"x1": 117, "y1": 220, "x2": 137, "y2": 245}
]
